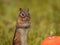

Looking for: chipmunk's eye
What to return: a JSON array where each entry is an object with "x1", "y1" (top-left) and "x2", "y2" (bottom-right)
[{"x1": 20, "y1": 12, "x2": 25, "y2": 18}]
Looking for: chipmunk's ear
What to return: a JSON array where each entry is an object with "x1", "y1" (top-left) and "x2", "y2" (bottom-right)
[{"x1": 19, "y1": 8, "x2": 23, "y2": 11}]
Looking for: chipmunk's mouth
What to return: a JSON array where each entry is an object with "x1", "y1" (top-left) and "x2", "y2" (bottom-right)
[
  {"x1": 19, "y1": 22, "x2": 30, "y2": 28},
  {"x1": 22, "y1": 22, "x2": 29, "y2": 26}
]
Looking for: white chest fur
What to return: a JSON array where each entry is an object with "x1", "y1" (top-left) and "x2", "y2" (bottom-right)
[{"x1": 18, "y1": 28, "x2": 29, "y2": 45}]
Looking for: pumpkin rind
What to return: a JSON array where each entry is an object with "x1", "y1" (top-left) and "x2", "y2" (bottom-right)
[{"x1": 41, "y1": 36, "x2": 60, "y2": 45}]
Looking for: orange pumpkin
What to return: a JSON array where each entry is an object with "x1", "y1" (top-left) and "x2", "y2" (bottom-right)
[{"x1": 41, "y1": 36, "x2": 60, "y2": 45}]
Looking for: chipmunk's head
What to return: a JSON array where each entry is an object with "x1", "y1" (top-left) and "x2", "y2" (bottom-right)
[
  {"x1": 17, "y1": 8, "x2": 30, "y2": 28},
  {"x1": 19, "y1": 8, "x2": 30, "y2": 22}
]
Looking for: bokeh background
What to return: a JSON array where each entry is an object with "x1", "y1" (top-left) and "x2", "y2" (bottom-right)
[{"x1": 0, "y1": 0, "x2": 60, "y2": 45}]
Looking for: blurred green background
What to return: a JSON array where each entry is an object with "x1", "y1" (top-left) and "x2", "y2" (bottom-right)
[{"x1": 0, "y1": 0, "x2": 60, "y2": 45}]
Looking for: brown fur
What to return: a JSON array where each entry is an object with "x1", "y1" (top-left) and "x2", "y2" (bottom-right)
[{"x1": 13, "y1": 30, "x2": 21, "y2": 45}]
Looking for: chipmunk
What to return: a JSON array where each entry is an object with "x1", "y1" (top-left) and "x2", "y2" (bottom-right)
[{"x1": 13, "y1": 8, "x2": 31, "y2": 45}]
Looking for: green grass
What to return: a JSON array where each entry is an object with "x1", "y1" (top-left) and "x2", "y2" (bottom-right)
[{"x1": 0, "y1": 0, "x2": 60, "y2": 45}]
